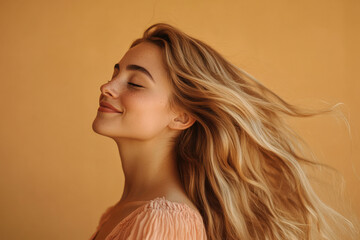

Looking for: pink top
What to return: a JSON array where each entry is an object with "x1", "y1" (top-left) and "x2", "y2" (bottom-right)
[{"x1": 89, "y1": 196, "x2": 208, "y2": 240}]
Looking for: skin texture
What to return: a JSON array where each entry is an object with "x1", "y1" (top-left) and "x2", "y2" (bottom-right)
[{"x1": 92, "y1": 42, "x2": 197, "y2": 212}]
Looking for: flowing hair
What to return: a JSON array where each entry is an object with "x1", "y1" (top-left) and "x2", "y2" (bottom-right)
[{"x1": 129, "y1": 23, "x2": 358, "y2": 240}]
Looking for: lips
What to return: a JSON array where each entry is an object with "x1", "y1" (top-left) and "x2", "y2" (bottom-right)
[{"x1": 99, "y1": 101, "x2": 122, "y2": 113}]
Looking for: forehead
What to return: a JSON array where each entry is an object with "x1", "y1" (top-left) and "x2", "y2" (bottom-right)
[{"x1": 119, "y1": 41, "x2": 168, "y2": 77}]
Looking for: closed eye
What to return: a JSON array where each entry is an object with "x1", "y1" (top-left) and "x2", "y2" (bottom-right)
[{"x1": 128, "y1": 82, "x2": 143, "y2": 88}]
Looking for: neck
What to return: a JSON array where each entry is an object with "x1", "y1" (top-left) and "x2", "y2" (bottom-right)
[{"x1": 114, "y1": 136, "x2": 185, "y2": 204}]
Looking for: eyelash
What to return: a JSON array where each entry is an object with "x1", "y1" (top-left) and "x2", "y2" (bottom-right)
[
  {"x1": 128, "y1": 82, "x2": 143, "y2": 88},
  {"x1": 110, "y1": 69, "x2": 144, "y2": 88}
]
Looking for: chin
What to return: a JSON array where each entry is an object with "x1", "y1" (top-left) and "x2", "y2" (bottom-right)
[
  {"x1": 92, "y1": 119, "x2": 113, "y2": 137},
  {"x1": 92, "y1": 119, "x2": 104, "y2": 135},
  {"x1": 92, "y1": 119, "x2": 125, "y2": 139}
]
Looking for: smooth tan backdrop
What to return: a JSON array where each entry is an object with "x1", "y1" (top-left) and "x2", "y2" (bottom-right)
[{"x1": 0, "y1": 0, "x2": 359, "y2": 239}]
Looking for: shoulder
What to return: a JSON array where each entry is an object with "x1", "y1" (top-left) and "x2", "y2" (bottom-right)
[{"x1": 108, "y1": 197, "x2": 207, "y2": 240}]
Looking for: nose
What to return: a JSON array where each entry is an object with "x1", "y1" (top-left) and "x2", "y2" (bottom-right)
[{"x1": 100, "y1": 80, "x2": 119, "y2": 98}]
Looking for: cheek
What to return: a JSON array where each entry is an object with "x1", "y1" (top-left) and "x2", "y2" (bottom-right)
[{"x1": 121, "y1": 91, "x2": 171, "y2": 126}]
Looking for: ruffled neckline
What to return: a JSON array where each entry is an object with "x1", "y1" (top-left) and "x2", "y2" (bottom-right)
[
  {"x1": 92, "y1": 196, "x2": 203, "y2": 240},
  {"x1": 116, "y1": 196, "x2": 203, "y2": 225}
]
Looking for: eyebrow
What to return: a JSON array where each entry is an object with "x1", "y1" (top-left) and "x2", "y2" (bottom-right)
[{"x1": 114, "y1": 63, "x2": 154, "y2": 82}]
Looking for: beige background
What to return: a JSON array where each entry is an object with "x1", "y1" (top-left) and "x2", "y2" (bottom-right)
[{"x1": 0, "y1": 0, "x2": 359, "y2": 239}]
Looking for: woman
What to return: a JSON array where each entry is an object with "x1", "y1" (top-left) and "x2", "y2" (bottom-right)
[{"x1": 90, "y1": 23, "x2": 356, "y2": 240}]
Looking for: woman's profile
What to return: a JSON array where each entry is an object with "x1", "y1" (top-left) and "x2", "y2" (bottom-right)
[{"x1": 89, "y1": 23, "x2": 357, "y2": 240}]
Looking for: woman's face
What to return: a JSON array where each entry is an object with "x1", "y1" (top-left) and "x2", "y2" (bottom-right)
[{"x1": 92, "y1": 41, "x2": 177, "y2": 140}]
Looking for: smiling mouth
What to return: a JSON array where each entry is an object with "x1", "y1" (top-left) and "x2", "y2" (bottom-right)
[
  {"x1": 98, "y1": 101, "x2": 122, "y2": 113},
  {"x1": 98, "y1": 106, "x2": 122, "y2": 113}
]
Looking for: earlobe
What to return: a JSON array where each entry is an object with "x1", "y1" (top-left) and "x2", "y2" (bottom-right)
[{"x1": 169, "y1": 112, "x2": 196, "y2": 130}]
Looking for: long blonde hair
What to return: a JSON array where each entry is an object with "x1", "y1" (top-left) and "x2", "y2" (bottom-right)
[{"x1": 129, "y1": 23, "x2": 357, "y2": 240}]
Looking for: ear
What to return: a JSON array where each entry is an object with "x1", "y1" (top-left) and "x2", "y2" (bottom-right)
[{"x1": 168, "y1": 111, "x2": 196, "y2": 130}]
